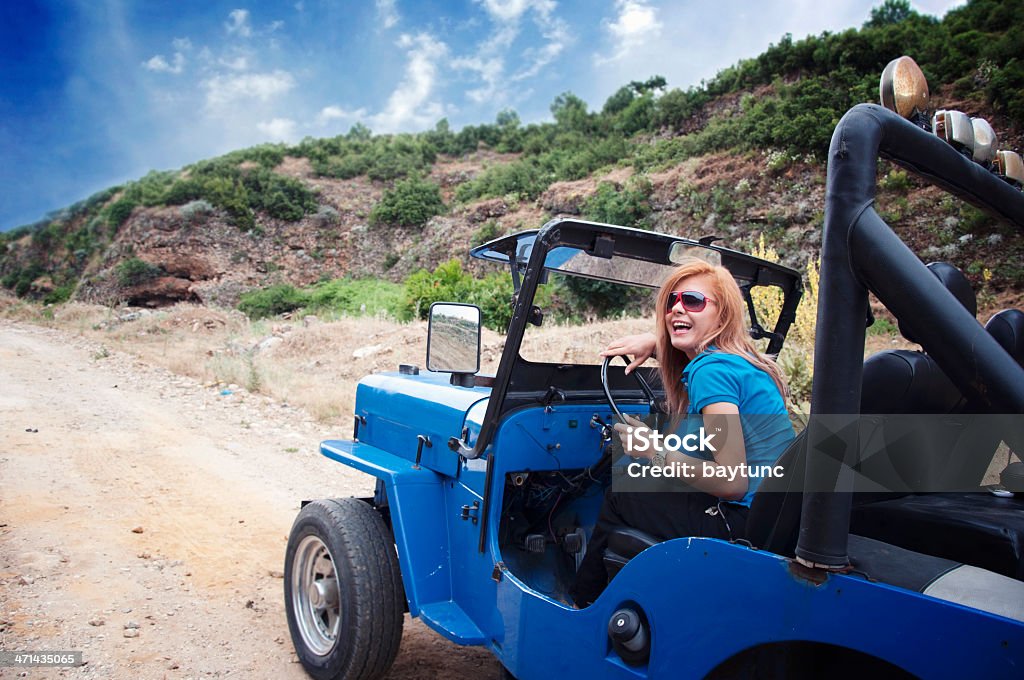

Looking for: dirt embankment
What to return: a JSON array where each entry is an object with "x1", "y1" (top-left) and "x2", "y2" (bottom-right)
[{"x1": 0, "y1": 320, "x2": 497, "y2": 679}]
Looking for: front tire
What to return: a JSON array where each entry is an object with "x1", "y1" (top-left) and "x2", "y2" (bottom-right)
[{"x1": 284, "y1": 498, "x2": 404, "y2": 680}]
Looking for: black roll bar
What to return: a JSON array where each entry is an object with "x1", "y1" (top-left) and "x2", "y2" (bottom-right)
[{"x1": 798, "y1": 103, "x2": 1024, "y2": 568}]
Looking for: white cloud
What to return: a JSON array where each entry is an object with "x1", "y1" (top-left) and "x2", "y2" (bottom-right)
[
  {"x1": 203, "y1": 70, "x2": 296, "y2": 110},
  {"x1": 451, "y1": 55, "x2": 504, "y2": 103},
  {"x1": 599, "y1": 0, "x2": 662, "y2": 63},
  {"x1": 257, "y1": 117, "x2": 298, "y2": 141},
  {"x1": 143, "y1": 52, "x2": 185, "y2": 74},
  {"x1": 226, "y1": 9, "x2": 253, "y2": 37},
  {"x1": 317, "y1": 105, "x2": 369, "y2": 126},
  {"x1": 512, "y1": 12, "x2": 568, "y2": 80},
  {"x1": 476, "y1": 0, "x2": 554, "y2": 23},
  {"x1": 172, "y1": 37, "x2": 193, "y2": 51},
  {"x1": 219, "y1": 56, "x2": 250, "y2": 71},
  {"x1": 371, "y1": 33, "x2": 448, "y2": 132},
  {"x1": 455, "y1": 0, "x2": 568, "y2": 104},
  {"x1": 376, "y1": 0, "x2": 399, "y2": 29}
]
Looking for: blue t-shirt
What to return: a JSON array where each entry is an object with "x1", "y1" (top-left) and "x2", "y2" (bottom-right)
[{"x1": 680, "y1": 350, "x2": 795, "y2": 506}]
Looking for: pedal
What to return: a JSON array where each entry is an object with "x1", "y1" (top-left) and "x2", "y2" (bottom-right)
[
  {"x1": 525, "y1": 533, "x2": 546, "y2": 553},
  {"x1": 563, "y1": 528, "x2": 584, "y2": 554}
]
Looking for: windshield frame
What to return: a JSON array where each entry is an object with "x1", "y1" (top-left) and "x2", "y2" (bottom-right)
[{"x1": 468, "y1": 218, "x2": 803, "y2": 551}]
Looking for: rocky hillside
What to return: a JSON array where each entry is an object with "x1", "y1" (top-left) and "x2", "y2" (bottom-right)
[{"x1": 2, "y1": 0, "x2": 1021, "y2": 313}]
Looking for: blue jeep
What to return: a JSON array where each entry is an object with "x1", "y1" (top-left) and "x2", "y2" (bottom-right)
[{"x1": 283, "y1": 99, "x2": 1024, "y2": 679}]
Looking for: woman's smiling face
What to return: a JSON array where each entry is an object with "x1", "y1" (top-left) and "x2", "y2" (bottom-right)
[{"x1": 665, "y1": 273, "x2": 720, "y2": 359}]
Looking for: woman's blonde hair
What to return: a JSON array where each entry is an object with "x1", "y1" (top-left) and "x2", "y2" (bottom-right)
[{"x1": 655, "y1": 259, "x2": 787, "y2": 413}]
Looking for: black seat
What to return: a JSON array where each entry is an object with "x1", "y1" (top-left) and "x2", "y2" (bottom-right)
[
  {"x1": 603, "y1": 527, "x2": 660, "y2": 580},
  {"x1": 850, "y1": 266, "x2": 1024, "y2": 579},
  {"x1": 984, "y1": 308, "x2": 1024, "y2": 365},
  {"x1": 851, "y1": 493, "x2": 1024, "y2": 580}
]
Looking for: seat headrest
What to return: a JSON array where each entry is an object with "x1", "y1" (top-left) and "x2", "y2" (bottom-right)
[
  {"x1": 927, "y1": 262, "x2": 978, "y2": 317},
  {"x1": 898, "y1": 262, "x2": 976, "y2": 343},
  {"x1": 861, "y1": 349, "x2": 964, "y2": 414},
  {"x1": 985, "y1": 309, "x2": 1024, "y2": 366}
]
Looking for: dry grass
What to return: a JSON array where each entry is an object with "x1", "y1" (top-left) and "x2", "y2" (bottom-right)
[
  {"x1": 5, "y1": 301, "x2": 656, "y2": 425},
  {"x1": 10, "y1": 299, "x2": 924, "y2": 427}
]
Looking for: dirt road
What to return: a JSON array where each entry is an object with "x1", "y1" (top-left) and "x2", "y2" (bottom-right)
[{"x1": 0, "y1": 321, "x2": 496, "y2": 678}]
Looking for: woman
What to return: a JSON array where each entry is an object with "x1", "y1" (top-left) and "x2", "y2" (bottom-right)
[{"x1": 570, "y1": 258, "x2": 795, "y2": 607}]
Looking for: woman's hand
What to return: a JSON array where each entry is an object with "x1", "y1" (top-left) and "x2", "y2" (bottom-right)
[
  {"x1": 600, "y1": 332, "x2": 657, "y2": 374},
  {"x1": 612, "y1": 414, "x2": 654, "y2": 460}
]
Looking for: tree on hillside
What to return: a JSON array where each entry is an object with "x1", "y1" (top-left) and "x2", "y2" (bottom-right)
[
  {"x1": 551, "y1": 92, "x2": 593, "y2": 134},
  {"x1": 865, "y1": 0, "x2": 915, "y2": 27}
]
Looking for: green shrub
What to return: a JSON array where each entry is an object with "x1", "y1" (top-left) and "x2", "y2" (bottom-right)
[
  {"x1": 468, "y1": 274, "x2": 516, "y2": 331},
  {"x1": 4, "y1": 263, "x2": 44, "y2": 297},
  {"x1": 302, "y1": 133, "x2": 436, "y2": 180},
  {"x1": 405, "y1": 259, "x2": 472, "y2": 319},
  {"x1": 454, "y1": 160, "x2": 550, "y2": 203},
  {"x1": 225, "y1": 143, "x2": 286, "y2": 169},
  {"x1": 122, "y1": 170, "x2": 178, "y2": 206},
  {"x1": 470, "y1": 221, "x2": 503, "y2": 247},
  {"x1": 43, "y1": 283, "x2": 75, "y2": 305},
  {"x1": 243, "y1": 169, "x2": 318, "y2": 222},
  {"x1": 307, "y1": 277, "x2": 409, "y2": 319},
  {"x1": 237, "y1": 284, "x2": 311, "y2": 318},
  {"x1": 583, "y1": 177, "x2": 653, "y2": 228},
  {"x1": 879, "y1": 169, "x2": 912, "y2": 193},
  {"x1": 106, "y1": 198, "x2": 137, "y2": 228},
  {"x1": 180, "y1": 200, "x2": 215, "y2": 221},
  {"x1": 370, "y1": 176, "x2": 446, "y2": 228},
  {"x1": 162, "y1": 161, "x2": 316, "y2": 228},
  {"x1": 652, "y1": 87, "x2": 709, "y2": 130},
  {"x1": 116, "y1": 257, "x2": 161, "y2": 287},
  {"x1": 314, "y1": 205, "x2": 340, "y2": 226},
  {"x1": 164, "y1": 178, "x2": 204, "y2": 205},
  {"x1": 867, "y1": 317, "x2": 898, "y2": 336},
  {"x1": 404, "y1": 259, "x2": 515, "y2": 331}
]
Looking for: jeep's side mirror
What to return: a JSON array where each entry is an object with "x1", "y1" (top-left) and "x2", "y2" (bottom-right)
[{"x1": 426, "y1": 303, "x2": 481, "y2": 383}]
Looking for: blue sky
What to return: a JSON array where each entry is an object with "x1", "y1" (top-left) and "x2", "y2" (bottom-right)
[{"x1": 0, "y1": 0, "x2": 964, "y2": 231}]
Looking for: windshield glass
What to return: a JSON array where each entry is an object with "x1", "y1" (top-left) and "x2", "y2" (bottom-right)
[{"x1": 544, "y1": 246, "x2": 676, "y2": 289}]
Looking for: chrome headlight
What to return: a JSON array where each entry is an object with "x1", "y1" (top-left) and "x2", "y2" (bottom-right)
[
  {"x1": 995, "y1": 150, "x2": 1024, "y2": 187},
  {"x1": 932, "y1": 110, "x2": 975, "y2": 156},
  {"x1": 879, "y1": 56, "x2": 930, "y2": 123},
  {"x1": 970, "y1": 118, "x2": 997, "y2": 165}
]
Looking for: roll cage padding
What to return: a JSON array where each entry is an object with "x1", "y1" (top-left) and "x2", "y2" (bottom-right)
[{"x1": 800, "y1": 103, "x2": 1024, "y2": 568}]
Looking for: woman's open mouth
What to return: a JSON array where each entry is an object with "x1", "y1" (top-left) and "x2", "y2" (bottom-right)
[{"x1": 671, "y1": 320, "x2": 692, "y2": 334}]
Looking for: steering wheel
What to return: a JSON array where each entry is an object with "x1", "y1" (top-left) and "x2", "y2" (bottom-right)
[{"x1": 600, "y1": 355, "x2": 660, "y2": 423}]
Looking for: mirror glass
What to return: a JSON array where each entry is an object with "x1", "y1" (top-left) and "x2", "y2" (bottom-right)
[
  {"x1": 669, "y1": 243, "x2": 722, "y2": 267},
  {"x1": 427, "y1": 303, "x2": 481, "y2": 374}
]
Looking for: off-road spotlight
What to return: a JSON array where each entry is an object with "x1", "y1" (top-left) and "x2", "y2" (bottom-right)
[
  {"x1": 879, "y1": 56, "x2": 930, "y2": 128},
  {"x1": 995, "y1": 150, "x2": 1024, "y2": 188},
  {"x1": 971, "y1": 118, "x2": 997, "y2": 166},
  {"x1": 932, "y1": 110, "x2": 975, "y2": 157}
]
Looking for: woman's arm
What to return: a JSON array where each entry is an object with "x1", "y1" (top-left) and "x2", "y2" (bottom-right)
[
  {"x1": 687, "y1": 402, "x2": 748, "y2": 500},
  {"x1": 600, "y1": 332, "x2": 657, "y2": 374},
  {"x1": 614, "y1": 402, "x2": 749, "y2": 500}
]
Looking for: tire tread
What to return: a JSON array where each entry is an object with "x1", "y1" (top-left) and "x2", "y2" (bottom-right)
[{"x1": 285, "y1": 497, "x2": 404, "y2": 680}]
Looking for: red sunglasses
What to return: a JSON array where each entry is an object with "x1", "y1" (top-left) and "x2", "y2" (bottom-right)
[{"x1": 666, "y1": 290, "x2": 715, "y2": 313}]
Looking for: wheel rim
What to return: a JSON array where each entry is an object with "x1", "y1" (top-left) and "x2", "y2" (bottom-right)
[{"x1": 292, "y1": 534, "x2": 342, "y2": 656}]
